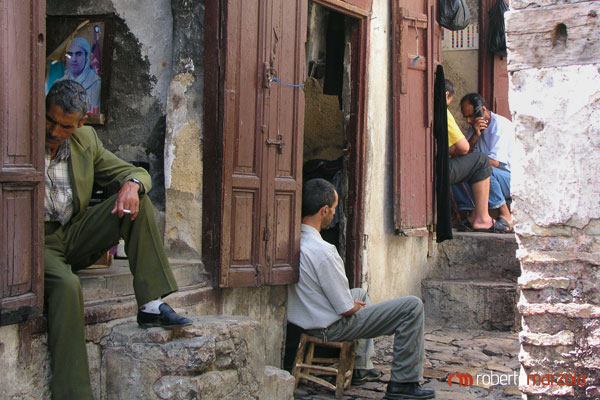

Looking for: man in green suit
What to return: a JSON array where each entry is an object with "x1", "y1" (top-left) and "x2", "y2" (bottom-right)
[{"x1": 44, "y1": 80, "x2": 191, "y2": 399}]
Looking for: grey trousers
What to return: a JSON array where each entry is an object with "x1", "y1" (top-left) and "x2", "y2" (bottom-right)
[{"x1": 317, "y1": 288, "x2": 425, "y2": 383}]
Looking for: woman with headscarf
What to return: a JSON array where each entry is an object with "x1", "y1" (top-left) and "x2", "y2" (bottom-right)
[{"x1": 61, "y1": 37, "x2": 101, "y2": 113}]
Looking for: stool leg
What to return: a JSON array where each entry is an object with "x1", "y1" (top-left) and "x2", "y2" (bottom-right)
[
  {"x1": 335, "y1": 345, "x2": 345, "y2": 398},
  {"x1": 292, "y1": 334, "x2": 308, "y2": 389},
  {"x1": 346, "y1": 341, "x2": 357, "y2": 388}
]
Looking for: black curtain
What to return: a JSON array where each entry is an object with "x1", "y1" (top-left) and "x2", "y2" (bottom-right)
[
  {"x1": 434, "y1": 65, "x2": 452, "y2": 242},
  {"x1": 323, "y1": 11, "x2": 345, "y2": 107}
]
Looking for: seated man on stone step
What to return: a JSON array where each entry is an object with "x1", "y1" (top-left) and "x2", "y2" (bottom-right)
[
  {"x1": 44, "y1": 80, "x2": 191, "y2": 400},
  {"x1": 287, "y1": 178, "x2": 435, "y2": 400},
  {"x1": 452, "y1": 92, "x2": 514, "y2": 231},
  {"x1": 445, "y1": 80, "x2": 510, "y2": 233}
]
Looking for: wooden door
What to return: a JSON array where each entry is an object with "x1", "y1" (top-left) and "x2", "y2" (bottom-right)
[
  {"x1": 391, "y1": 0, "x2": 438, "y2": 235},
  {"x1": 204, "y1": 0, "x2": 306, "y2": 288},
  {"x1": 0, "y1": 0, "x2": 45, "y2": 325}
]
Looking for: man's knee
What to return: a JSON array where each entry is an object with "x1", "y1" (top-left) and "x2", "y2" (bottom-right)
[
  {"x1": 402, "y1": 295, "x2": 423, "y2": 316},
  {"x1": 470, "y1": 153, "x2": 492, "y2": 183}
]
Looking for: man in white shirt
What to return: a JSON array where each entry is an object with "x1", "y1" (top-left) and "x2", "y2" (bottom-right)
[
  {"x1": 288, "y1": 178, "x2": 435, "y2": 400},
  {"x1": 453, "y1": 93, "x2": 514, "y2": 230}
]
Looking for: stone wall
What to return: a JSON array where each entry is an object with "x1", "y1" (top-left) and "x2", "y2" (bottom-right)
[{"x1": 506, "y1": 1, "x2": 600, "y2": 398}]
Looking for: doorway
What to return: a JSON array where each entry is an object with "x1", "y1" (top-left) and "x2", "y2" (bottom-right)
[{"x1": 303, "y1": 1, "x2": 367, "y2": 288}]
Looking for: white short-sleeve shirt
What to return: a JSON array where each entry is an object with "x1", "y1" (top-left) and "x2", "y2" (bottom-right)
[{"x1": 287, "y1": 224, "x2": 355, "y2": 330}]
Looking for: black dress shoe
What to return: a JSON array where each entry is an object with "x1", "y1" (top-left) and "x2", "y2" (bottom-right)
[
  {"x1": 137, "y1": 303, "x2": 192, "y2": 329},
  {"x1": 384, "y1": 381, "x2": 435, "y2": 399},
  {"x1": 352, "y1": 368, "x2": 382, "y2": 385}
]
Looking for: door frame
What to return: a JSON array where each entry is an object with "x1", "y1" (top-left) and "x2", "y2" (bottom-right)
[{"x1": 312, "y1": 0, "x2": 370, "y2": 288}]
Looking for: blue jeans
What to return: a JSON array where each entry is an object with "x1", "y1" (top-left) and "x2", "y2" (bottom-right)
[{"x1": 452, "y1": 166, "x2": 511, "y2": 210}]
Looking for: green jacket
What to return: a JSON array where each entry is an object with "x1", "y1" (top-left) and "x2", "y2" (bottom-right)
[{"x1": 68, "y1": 126, "x2": 152, "y2": 223}]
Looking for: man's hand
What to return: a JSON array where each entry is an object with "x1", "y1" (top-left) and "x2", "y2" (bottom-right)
[
  {"x1": 341, "y1": 300, "x2": 366, "y2": 317},
  {"x1": 473, "y1": 116, "x2": 488, "y2": 137},
  {"x1": 111, "y1": 181, "x2": 140, "y2": 220}
]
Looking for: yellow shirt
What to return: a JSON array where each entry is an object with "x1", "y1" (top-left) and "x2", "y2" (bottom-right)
[{"x1": 447, "y1": 109, "x2": 465, "y2": 148}]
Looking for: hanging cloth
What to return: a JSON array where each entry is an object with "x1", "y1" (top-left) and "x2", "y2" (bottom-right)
[
  {"x1": 323, "y1": 12, "x2": 345, "y2": 107},
  {"x1": 434, "y1": 65, "x2": 453, "y2": 243}
]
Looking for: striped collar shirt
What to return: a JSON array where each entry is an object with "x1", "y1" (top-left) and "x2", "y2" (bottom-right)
[{"x1": 44, "y1": 139, "x2": 74, "y2": 225}]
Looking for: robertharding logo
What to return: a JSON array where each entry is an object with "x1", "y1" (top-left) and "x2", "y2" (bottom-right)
[{"x1": 448, "y1": 372, "x2": 474, "y2": 387}]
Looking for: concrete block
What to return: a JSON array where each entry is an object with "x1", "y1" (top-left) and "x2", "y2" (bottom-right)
[
  {"x1": 261, "y1": 366, "x2": 295, "y2": 400},
  {"x1": 103, "y1": 316, "x2": 264, "y2": 400},
  {"x1": 434, "y1": 232, "x2": 520, "y2": 281},
  {"x1": 422, "y1": 280, "x2": 518, "y2": 331}
]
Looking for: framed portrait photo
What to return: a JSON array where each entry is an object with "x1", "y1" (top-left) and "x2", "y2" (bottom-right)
[{"x1": 46, "y1": 15, "x2": 115, "y2": 125}]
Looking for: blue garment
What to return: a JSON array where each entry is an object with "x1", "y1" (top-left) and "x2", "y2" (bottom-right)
[
  {"x1": 465, "y1": 112, "x2": 513, "y2": 172},
  {"x1": 452, "y1": 166, "x2": 511, "y2": 210}
]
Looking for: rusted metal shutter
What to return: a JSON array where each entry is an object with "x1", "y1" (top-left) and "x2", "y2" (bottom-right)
[
  {"x1": 391, "y1": 0, "x2": 437, "y2": 235},
  {"x1": 0, "y1": 0, "x2": 45, "y2": 325},
  {"x1": 204, "y1": 0, "x2": 306, "y2": 288}
]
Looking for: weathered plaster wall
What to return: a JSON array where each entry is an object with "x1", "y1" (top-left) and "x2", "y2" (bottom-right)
[
  {"x1": 47, "y1": 0, "x2": 173, "y2": 209},
  {"x1": 0, "y1": 325, "x2": 51, "y2": 399},
  {"x1": 164, "y1": 0, "x2": 204, "y2": 258},
  {"x1": 442, "y1": 50, "x2": 478, "y2": 132},
  {"x1": 363, "y1": 0, "x2": 433, "y2": 304},
  {"x1": 221, "y1": 286, "x2": 288, "y2": 368},
  {"x1": 506, "y1": 1, "x2": 600, "y2": 398},
  {"x1": 442, "y1": 0, "x2": 479, "y2": 133}
]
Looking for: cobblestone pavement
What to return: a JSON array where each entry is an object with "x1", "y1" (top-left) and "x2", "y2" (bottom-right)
[{"x1": 294, "y1": 326, "x2": 521, "y2": 400}]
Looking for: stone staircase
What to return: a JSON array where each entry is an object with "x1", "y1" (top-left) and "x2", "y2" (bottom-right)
[{"x1": 422, "y1": 232, "x2": 520, "y2": 331}]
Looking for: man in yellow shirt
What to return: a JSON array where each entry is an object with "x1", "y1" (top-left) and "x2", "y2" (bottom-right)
[{"x1": 446, "y1": 80, "x2": 509, "y2": 232}]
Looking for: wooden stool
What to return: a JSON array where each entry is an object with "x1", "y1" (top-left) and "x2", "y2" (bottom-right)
[{"x1": 292, "y1": 333, "x2": 356, "y2": 398}]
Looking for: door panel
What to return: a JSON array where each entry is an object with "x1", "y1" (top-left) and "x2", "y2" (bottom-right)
[
  {"x1": 264, "y1": 0, "x2": 305, "y2": 285},
  {"x1": 0, "y1": 0, "x2": 45, "y2": 325},
  {"x1": 392, "y1": 0, "x2": 436, "y2": 235},
  {"x1": 209, "y1": 0, "x2": 306, "y2": 288}
]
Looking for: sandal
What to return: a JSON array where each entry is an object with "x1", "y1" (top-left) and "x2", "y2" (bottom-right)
[
  {"x1": 472, "y1": 219, "x2": 513, "y2": 233},
  {"x1": 496, "y1": 217, "x2": 514, "y2": 233}
]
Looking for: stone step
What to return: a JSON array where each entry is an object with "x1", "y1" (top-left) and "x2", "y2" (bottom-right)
[
  {"x1": 435, "y1": 232, "x2": 520, "y2": 281},
  {"x1": 78, "y1": 258, "x2": 209, "y2": 301},
  {"x1": 422, "y1": 279, "x2": 518, "y2": 331},
  {"x1": 102, "y1": 316, "x2": 294, "y2": 399}
]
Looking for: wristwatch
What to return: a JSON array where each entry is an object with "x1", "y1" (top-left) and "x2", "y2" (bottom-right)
[{"x1": 127, "y1": 178, "x2": 145, "y2": 195}]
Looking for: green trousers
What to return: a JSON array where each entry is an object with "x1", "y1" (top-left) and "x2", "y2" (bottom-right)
[{"x1": 44, "y1": 194, "x2": 178, "y2": 400}]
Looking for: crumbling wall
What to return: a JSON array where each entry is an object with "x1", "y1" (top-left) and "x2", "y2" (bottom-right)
[
  {"x1": 506, "y1": 1, "x2": 600, "y2": 398},
  {"x1": 163, "y1": 0, "x2": 204, "y2": 258}
]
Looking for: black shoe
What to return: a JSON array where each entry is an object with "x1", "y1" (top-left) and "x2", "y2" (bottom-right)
[
  {"x1": 352, "y1": 368, "x2": 382, "y2": 385},
  {"x1": 137, "y1": 303, "x2": 192, "y2": 329},
  {"x1": 384, "y1": 381, "x2": 435, "y2": 399}
]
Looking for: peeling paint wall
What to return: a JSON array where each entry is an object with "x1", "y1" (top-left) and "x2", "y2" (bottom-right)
[
  {"x1": 507, "y1": 1, "x2": 600, "y2": 398},
  {"x1": 363, "y1": 0, "x2": 433, "y2": 304},
  {"x1": 47, "y1": 0, "x2": 173, "y2": 209},
  {"x1": 164, "y1": 0, "x2": 204, "y2": 258}
]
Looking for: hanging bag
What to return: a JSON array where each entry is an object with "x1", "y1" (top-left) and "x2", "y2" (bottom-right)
[
  {"x1": 438, "y1": 0, "x2": 471, "y2": 31},
  {"x1": 488, "y1": 0, "x2": 509, "y2": 53}
]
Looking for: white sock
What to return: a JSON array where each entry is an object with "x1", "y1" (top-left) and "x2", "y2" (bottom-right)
[{"x1": 140, "y1": 299, "x2": 163, "y2": 314}]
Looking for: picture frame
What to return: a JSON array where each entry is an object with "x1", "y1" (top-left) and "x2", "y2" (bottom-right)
[{"x1": 46, "y1": 15, "x2": 115, "y2": 125}]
